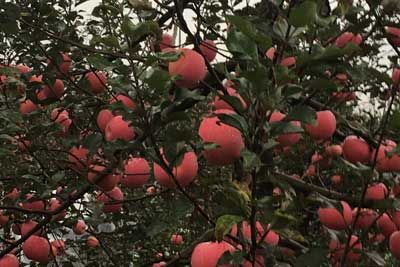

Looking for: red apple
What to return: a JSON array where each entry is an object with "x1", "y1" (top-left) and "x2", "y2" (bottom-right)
[
  {"x1": 0, "y1": 254, "x2": 19, "y2": 267},
  {"x1": 22, "y1": 236, "x2": 50, "y2": 263},
  {"x1": 122, "y1": 157, "x2": 150, "y2": 188},
  {"x1": 269, "y1": 111, "x2": 301, "y2": 147},
  {"x1": 87, "y1": 236, "x2": 99, "y2": 247},
  {"x1": 377, "y1": 213, "x2": 398, "y2": 237},
  {"x1": 365, "y1": 183, "x2": 388, "y2": 201},
  {"x1": 352, "y1": 208, "x2": 377, "y2": 230},
  {"x1": 318, "y1": 201, "x2": 352, "y2": 230},
  {"x1": 19, "y1": 99, "x2": 38, "y2": 115},
  {"x1": 329, "y1": 235, "x2": 362, "y2": 264},
  {"x1": 97, "y1": 109, "x2": 114, "y2": 132},
  {"x1": 213, "y1": 87, "x2": 247, "y2": 111},
  {"x1": 168, "y1": 48, "x2": 207, "y2": 88},
  {"x1": 109, "y1": 94, "x2": 135, "y2": 110},
  {"x1": 199, "y1": 109, "x2": 245, "y2": 165},
  {"x1": 325, "y1": 145, "x2": 343, "y2": 157},
  {"x1": 37, "y1": 79, "x2": 64, "y2": 100},
  {"x1": 68, "y1": 146, "x2": 89, "y2": 171},
  {"x1": 87, "y1": 165, "x2": 120, "y2": 191},
  {"x1": 280, "y1": 56, "x2": 296, "y2": 67},
  {"x1": 105, "y1": 115, "x2": 135, "y2": 142},
  {"x1": 305, "y1": 110, "x2": 336, "y2": 140},
  {"x1": 191, "y1": 241, "x2": 235, "y2": 267},
  {"x1": 73, "y1": 219, "x2": 87, "y2": 235},
  {"x1": 171, "y1": 234, "x2": 183, "y2": 245},
  {"x1": 50, "y1": 239, "x2": 65, "y2": 256},
  {"x1": 331, "y1": 175, "x2": 342, "y2": 185},
  {"x1": 199, "y1": 39, "x2": 217, "y2": 62},
  {"x1": 86, "y1": 71, "x2": 107, "y2": 94},
  {"x1": 265, "y1": 47, "x2": 275, "y2": 60},
  {"x1": 392, "y1": 68, "x2": 400, "y2": 85},
  {"x1": 21, "y1": 220, "x2": 42, "y2": 237},
  {"x1": 159, "y1": 34, "x2": 174, "y2": 51},
  {"x1": 48, "y1": 198, "x2": 66, "y2": 221},
  {"x1": 342, "y1": 135, "x2": 370, "y2": 164},
  {"x1": 96, "y1": 187, "x2": 123, "y2": 213},
  {"x1": 390, "y1": 231, "x2": 400, "y2": 259}
]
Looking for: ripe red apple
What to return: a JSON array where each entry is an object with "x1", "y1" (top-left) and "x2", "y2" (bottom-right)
[
  {"x1": 104, "y1": 115, "x2": 135, "y2": 142},
  {"x1": 352, "y1": 208, "x2": 377, "y2": 230},
  {"x1": 171, "y1": 234, "x2": 183, "y2": 245},
  {"x1": 29, "y1": 74, "x2": 42, "y2": 83},
  {"x1": 37, "y1": 79, "x2": 64, "y2": 100},
  {"x1": 377, "y1": 213, "x2": 398, "y2": 237},
  {"x1": 335, "y1": 32, "x2": 362, "y2": 48},
  {"x1": 342, "y1": 135, "x2": 370, "y2": 164},
  {"x1": 0, "y1": 254, "x2": 19, "y2": 267},
  {"x1": 318, "y1": 201, "x2": 352, "y2": 230},
  {"x1": 329, "y1": 235, "x2": 362, "y2": 264},
  {"x1": 269, "y1": 111, "x2": 301, "y2": 147},
  {"x1": 168, "y1": 48, "x2": 207, "y2": 88},
  {"x1": 86, "y1": 71, "x2": 107, "y2": 94},
  {"x1": 5, "y1": 188, "x2": 20, "y2": 201},
  {"x1": 96, "y1": 187, "x2": 123, "y2": 213},
  {"x1": 392, "y1": 68, "x2": 400, "y2": 85},
  {"x1": 305, "y1": 110, "x2": 336, "y2": 140},
  {"x1": 365, "y1": 183, "x2": 388, "y2": 201},
  {"x1": 109, "y1": 94, "x2": 136, "y2": 110},
  {"x1": 50, "y1": 240, "x2": 65, "y2": 256},
  {"x1": 48, "y1": 53, "x2": 71, "y2": 75},
  {"x1": 213, "y1": 87, "x2": 247, "y2": 111},
  {"x1": 122, "y1": 157, "x2": 150, "y2": 188},
  {"x1": 390, "y1": 231, "x2": 400, "y2": 259},
  {"x1": 16, "y1": 64, "x2": 31, "y2": 74},
  {"x1": 87, "y1": 236, "x2": 99, "y2": 247},
  {"x1": 87, "y1": 165, "x2": 120, "y2": 192},
  {"x1": 199, "y1": 39, "x2": 217, "y2": 62},
  {"x1": 68, "y1": 146, "x2": 89, "y2": 171},
  {"x1": 21, "y1": 220, "x2": 42, "y2": 237},
  {"x1": 304, "y1": 164, "x2": 316, "y2": 177},
  {"x1": 21, "y1": 195, "x2": 46, "y2": 212},
  {"x1": 154, "y1": 150, "x2": 198, "y2": 188},
  {"x1": 48, "y1": 198, "x2": 66, "y2": 221},
  {"x1": 97, "y1": 109, "x2": 114, "y2": 132},
  {"x1": 22, "y1": 236, "x2": 50, "y2": 263},
  {"x1": 280, "y1": 56, "x2": 296, "y2": 67},
  {"x1": 146, "y1": 186, "x2": 156, "y2": 194},
  {"x1": 73, "y1": 219, "x2": 87, "y2": 235},
  {"x1": 230, "y1": 221, "x2": 279, "y2": 246},
  {"x1": 199, "y1": 109, "x2": 245, "y2": 165},
  {"x1": 159, "y1": 34, "x2": 174, "y2": 51},
  {"x1": 0, "y1": 211, "x2": 9, "y2": 227},
  {"x1": 325, "y1": 144, "x2": 343, "y2": 157},
  {"x1": 191, "y1": 241, "x2": 235, "y2": 267},
  {"x1": 385, "y1": 27, "x2": 400, "y2": 47},
  {"x1": 265, "y1": 47, "x2": 275, "y2": 60},
  {"x1": 19, "y1": 99, "x2": 38, "y2": 115},
  {"x1": 331, "y1": 175, "x2": 341, "y2": 185},
  {"x1": 51, "y1": 108, "x2": 72, "y2": 133}
]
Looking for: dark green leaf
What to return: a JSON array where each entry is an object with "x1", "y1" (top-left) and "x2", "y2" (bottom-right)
[{"x1": 289, "y1": 1, "x2": 317, "y2": 27}]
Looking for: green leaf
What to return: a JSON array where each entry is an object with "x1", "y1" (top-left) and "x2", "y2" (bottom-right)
[
  {"x1": 241, "y1": 149, "x2": 261, "y2": 172},
  {"x1": 122, "y1": 20, "x2": 159, "y2": 41},
  {"x1": 273, "y1": 16, "x2": 289, "y2": 39},
  {"x1": 289, "y1": 1, "x2": 317, "y2": 27},
  {"x1": 365, "y1": 251, "x2": 385, "y2": 266},
  {"x1": 217, "y1": 113, "x2": 248, "y2": 135},
  {"x1": 226, "y1": 29, "x2": 258, "y2": 60},
  {"x1": 215, "y1": 215, "x2": 243, "y2": 242},
  {"x1": 390, "y1": 109, "x2": 400, "y2": 130},
  {"x1": 87, "y1": 54, "x2": 114, "y2": 70},
  {"x1": 141, "y1": 67, "x2": 172, "y2": 91},
  {"x1": 295, "y1": 248, "x2": 328, "y2": 267},
  {"x1": 286, "y1": 106, "x2": 316, "y2": 124}
]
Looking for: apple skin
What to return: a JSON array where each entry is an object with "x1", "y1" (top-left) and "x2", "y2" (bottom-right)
[
  {"x1": 305, "y1": 110, "x2": 336, "y2": 141},
  {"x1": 48, "y1": 198, "x2": 67, "y2": 221},
  {"x1": 365, "y1": 183, "x2": 388, "y2": 201},
  {"x1": 352, "y1": 208, "x2": 377, "y2": 230},
  {"x1": 87, "y1": 236, "x2": 99, "y2": 247},
  {"x1": 171, "y1": 234, "x2": 183, "y2": 245},
  {"x1": 191, "y1": 241, "x2": 235, "y2": 267},
  {"x1": 168, "y1": 48, "x2": 207, "y2": 88},
  {"x1": 342, "y1": 135, "x2": 370, "y2": 164},
  {"x1": 73, "y1": 219, "x2": 87, "y2": 235},
  {"x1": 392, "y1": 68, "x2": 400, "y2": 85},
  {"x1": 329, "y1": 235, "x2": 362, "y2": 264},
  {"x1": 37, "y1": 79, "x2": 64, "y2": 100},
  {"x1": 213, "y1": 87, "x2": 247, "y2": 111},
  {"x1": 331, "y1": 175, "x2": 342, "y2": 185},
  {"x1": 22, "y1": 236, "x2": 50, "y2": 263},
  {"x1": 0, "y1": 253, "x2": 19, "y2": 267},
  {"x1": 199, "y1": 39, "x2": 217, "y2": 62},
  {"x1": 389, "y1": 231, "x2": 400, "y2": 259},
  {"x1": 109, "y1": 94, "x2": 136, "y2": 110},
  {"x1": 122, "y1": 157, "x2": 150, "y2": 188},
  {"x1": 154, "y1": 150, "x2": 198, "y2": 188},
  {"x1": 68, "y1": 146, "x2": 89, "y2": 171},
  {"x1": 50, "y1": 240, "x2": 65, "y2": 256},
  {"x1": 0, "y1": 211, "x2": 9, "y2": 227},
  {"x1": 104, "y1": 115, "x2": 135, "y2": 142},
  {"x1": 265, "y1": 47, "x2": 276, "y2": 60},
  {"x1": 96, "y1": 187, "x2": 124, "y2": 213},
  {"x1": 21, "y1": 220, "x2": 43, "y2": 237},
  {"x1": 199, "y1": 109, "x2": 245, "y2": 166},
  {"x1": 19, "y1": 99, "x2": 38, "y2": 115},
  {"x1": 48, "y1": 53, "x2": 71, "y2": 75},
  {"x1": 87, "y1": 165, "x2": 120, "y2": 192},
  {"x1": 280, "y1": 56, "x2": 296, "y2": 67},
  {"x1": 269, "y1": 111, "x2": 301, "y2": 147},
  {"x1": 159, "y1": 34, "x2": 174, "y2": 51},
  {"x1": 325, "y1": 144, "x2": 343, "y2": 157},
  {"x1": 335, "y1": 32, "x2": 362, "y2": 48},
  {"x1": 86, "y1": 71, "x2": 107, "y2": 94},
  {"x1": 386, "y1": 27, "x2": 400, "y2": 47},
  {"x1": 377, "y1": 213, "x2": 398, "y2": 237},
  {"x1": 97, "y1": 109, "x2": 114, "y2": 132},
  {"x1": 318, "y1": 201, "x2": 352, "y2": 230}
]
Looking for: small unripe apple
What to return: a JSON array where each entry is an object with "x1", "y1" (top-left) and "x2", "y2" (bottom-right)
[
  {"x1": 96, "y1": 187, "x2": 123, "y2": 213},
  {"x1": 318, "y1": 201, "x2": 352, "y2": 230},
  {"x1": 86, "y1": 71, "x2": 107, "y2": 94},
  {"x1": 199, "y1": 109, "x2": 245, "y2": 165},
  {"x1": 168, "y1": 48, "x2": 207, "y2": 88},
  {"x1": 0, "y1": 254, "x2": 19, "y2": 267},
  {"x1": 305, "y1": 110, "x2": 336, "y2": 140},
  {"x1": 342, "y1": 135, "x2": 370, "y2": 164},
  {"x1": 68, "y1": 146, "x2": 89, "y2": 171},
  {"x1": 19, "y1": 99, "x2": 38, "y2": 115},
  {"x1": 191, "y1": 241, "x2": 235, "y2": 267},
  {"x1": 22, "y1": 236, "x2": 50, "y2": 263},
  {"x1": 199, "y1": 39, "x2": 217, "y2": 62},
  {"x1": 154, "y1": 150, "x2": 198, "y2": 188},
  {"x1": 122, "y1": 157, "x2": 150, "y2": 188},
  {"x1": 269, "y1": 111, "x2": 301, "y2": 147},
  {"x1": 97, "y1": 109, "x2": 114, "y2": 132},
  {"x1": 73, "y1": 219, "x2": 87, "y2": 235},
  {"x1": 365, "y1": 183, "x2": 388, "y2": 201},
  {"x1": 104, "y1": 115, "x2": 135, "y2": 142},
  {"x1": 87, "y1": 236, "x2": 99, "y2": 247},
  {"x1": 88, "y1": 165, "x2": 120, "y2": 192},
  {"x1": 171, "y1": 234, "x2": 183, "y2": 245}
]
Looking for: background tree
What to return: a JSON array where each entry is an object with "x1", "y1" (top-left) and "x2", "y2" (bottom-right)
[{"x1": 1, "y1": 0, "x2": 400, "y2": 266}]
